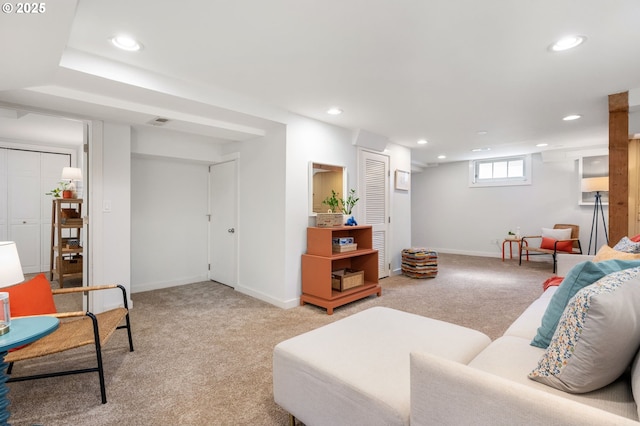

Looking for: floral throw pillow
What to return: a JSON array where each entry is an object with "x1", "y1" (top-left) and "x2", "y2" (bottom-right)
[
  {"x1": 613, "y1": 236, "x2": 640, "y2": 253},
  {"x1": 529, "y1": 267, "x2": 640, "y2": 393}
]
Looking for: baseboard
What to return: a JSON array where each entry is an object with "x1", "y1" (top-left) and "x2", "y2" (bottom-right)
[
  {"x1": 433, "y1": 248, "x2": 502, "y2": 258},
  {"x1": 131, "y1": 275, "x2": 209, "y2": 293},
  {"x1": 234, "y1": 284, "x2": 300, "y2": 309},
  {"x1": 433, "y1": 248, "x2": 552, "y2": 263}
]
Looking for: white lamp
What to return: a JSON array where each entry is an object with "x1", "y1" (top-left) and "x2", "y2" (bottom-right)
[
  {"x1": 61, "y1": 167, "x2": 83, "y2": 199},
  {"x1": 0, "y1": 242, "x2": 24, "y2": 335},
  {"x1": 581, "y1": 177, "x2": 609, "y2": 254},
  {"x1": 581, "y1": 176, "x2": 609, "y2": 193}
]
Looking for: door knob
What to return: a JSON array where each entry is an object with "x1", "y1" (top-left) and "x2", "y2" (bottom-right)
[{"x1": 228, "y1": 228, "x2": 235, "y2": 233}]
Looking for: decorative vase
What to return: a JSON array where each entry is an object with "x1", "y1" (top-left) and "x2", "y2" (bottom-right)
[{"x1": 345, "y1": 215, "x2": 357, "y2": 226}]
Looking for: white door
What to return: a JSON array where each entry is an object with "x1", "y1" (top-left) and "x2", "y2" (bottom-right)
[
  {"x1": 8, "y1": 150, "x2": 41, "y2": 273},
  {"x1": 4, "y1": 149, "x2": 71, "y2": 273},
  {"x1": 0, "y1": 149, "x2": 7, "y2": 241},
  {"x1": 358, "y1": 150, "x2": 390, "y2": 278},
  {"x1": 209, "y1": 160, "x2": 238, "y2": 287}
]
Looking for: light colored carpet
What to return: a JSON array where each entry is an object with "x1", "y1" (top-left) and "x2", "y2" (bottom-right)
[{"x1": 8, "y1": 254, "x2": 553, "y2": 425}]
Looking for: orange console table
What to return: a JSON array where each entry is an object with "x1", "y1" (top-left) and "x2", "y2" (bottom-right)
[{"x1": 301, "y1": 225, "x2": 381, "y2": 315}]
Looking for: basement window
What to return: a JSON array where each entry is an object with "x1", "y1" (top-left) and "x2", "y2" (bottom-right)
[{"x1": 469, "y1": 154, "x2": 532, "y2": 187}]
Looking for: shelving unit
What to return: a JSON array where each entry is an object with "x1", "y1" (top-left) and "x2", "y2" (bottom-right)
[
  {"x1": 50, "y1": 198, "x2": 83, "y2": 288},
  {"x1": 301, "y1": 225, "x2": 381, "y2": 314}
]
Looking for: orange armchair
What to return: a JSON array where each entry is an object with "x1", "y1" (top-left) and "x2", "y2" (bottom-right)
[{"x1": 519, "y1": 224, "x2": 582, "y2": 273}]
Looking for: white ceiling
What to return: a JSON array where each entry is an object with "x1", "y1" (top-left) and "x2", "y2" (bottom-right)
[{"x1": 1, "y1": 0, "x2": 640, "y2": 164}]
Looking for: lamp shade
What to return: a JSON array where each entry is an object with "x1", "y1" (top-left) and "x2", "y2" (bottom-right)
[
  {"x1": 581, "y1": 176, "x2": 609, "y2": 192},
  {"x1": 0, "y1": 241, "x2": 24, "y2": 287},
  {"x1": 61, "y1": 167, "x2": 82, "y2": 181}
]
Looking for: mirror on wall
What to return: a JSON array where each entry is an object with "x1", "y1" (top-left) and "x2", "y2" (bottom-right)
[
  {"x1": 579, "y1": 154, "x2": 609, "y2": 205},
  {"x1": 309, "y1": 162, "x2": 346, "y2": 215}
]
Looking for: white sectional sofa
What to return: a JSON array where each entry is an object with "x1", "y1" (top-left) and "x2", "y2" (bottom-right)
[{"x1": 273, "y1": 253, "x2": 640, "y2": 425}]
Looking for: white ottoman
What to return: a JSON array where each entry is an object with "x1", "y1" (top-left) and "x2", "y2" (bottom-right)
[{"x1": 273, "y1": 307, "x2": 491, "y2": 426}]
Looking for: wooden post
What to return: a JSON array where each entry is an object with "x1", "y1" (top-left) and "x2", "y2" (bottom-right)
[{"x1": 608, "y1": 92, "x2": 629, "y2": 245}]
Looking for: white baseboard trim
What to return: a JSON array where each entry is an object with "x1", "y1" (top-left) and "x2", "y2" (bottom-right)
[
  {"x1": 131, "y1": 275, "x2": 209, "y2": 293},
  {"x1": 433, "y1": 248, "x2": 552, "y2": 263},
  {"x1": 234, "y1": 285, "x2": 299, "y2": 309},
  {"x1": 234, "y1": 284, "x2": 300, "y2": 309}
]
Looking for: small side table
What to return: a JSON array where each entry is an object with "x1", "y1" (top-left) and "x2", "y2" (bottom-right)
[
  {"x1": 502, "y1": 238, "x2": 529, "y2": 261},
  {"x1": 0, "y1": 316, "x2": 59, "y2": 425}
]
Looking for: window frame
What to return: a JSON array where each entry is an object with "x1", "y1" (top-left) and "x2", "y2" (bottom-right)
[{"x1": 468, "y1": 154, "x2": 532, "y2": 187}]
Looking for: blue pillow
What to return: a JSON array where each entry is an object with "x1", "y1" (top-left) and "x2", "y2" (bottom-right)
[{"x1": 531, "y1": 259, "x2": 640, "y2": 348}]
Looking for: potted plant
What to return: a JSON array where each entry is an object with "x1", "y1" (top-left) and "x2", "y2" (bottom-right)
[
  {"x1": 322, "y1": 190, "x2": 341, "y2": 213},
  {"x1": 340, "y1": 189, "x2": 359, "y2": 226},
  {"x1": 46, "y1": 181, "x2": 72, "y2": 199}
]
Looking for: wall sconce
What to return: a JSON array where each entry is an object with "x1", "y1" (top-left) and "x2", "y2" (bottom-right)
[
  {"x1": 0, "y1": 241, "x2": 25, "y2": 335},
  {"x1": 61, "y1": 167, "x2": 83, "y2": 199}
]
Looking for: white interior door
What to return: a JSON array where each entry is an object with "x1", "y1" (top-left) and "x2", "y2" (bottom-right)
[
  {"x1": 209, "y1": 160, "x2": 238, "y2": 287},
  {"x1": 0, "y1": 149, "x2": 7, "y2": 241},
  {"x1": 3, "y1": 149, "x2": 71, "y2": 274},
  {"x1": 8, "y1": 150, "x2": 41, "y2": 273},
  {"x1": 358, "y1": 150, "x2": 390, "y2": 278}
]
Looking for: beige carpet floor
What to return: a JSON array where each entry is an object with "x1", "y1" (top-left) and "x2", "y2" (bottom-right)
[{"x1": 8, "y1": 254, "x2": 553, "y2": 425}]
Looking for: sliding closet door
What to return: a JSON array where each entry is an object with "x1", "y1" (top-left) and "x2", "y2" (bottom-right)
[
  {"x1": 0, "y1": 149, "x2": 7, "y2": 241},
  {"x1": 4, "y1": 149, "x2": 71, "y2": 273},
  {"x1": 8, "y1": 150, "x2": 41, "y2": 273}
]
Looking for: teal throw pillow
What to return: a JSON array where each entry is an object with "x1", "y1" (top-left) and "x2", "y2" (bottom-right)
[{"x1": 531, "y1": 259, "x2": 640, "y2": 348}]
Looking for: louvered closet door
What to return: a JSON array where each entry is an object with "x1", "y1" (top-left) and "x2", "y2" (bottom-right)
[{"x1": 359, "y1": 150, "x2": 389, "y2": 278}]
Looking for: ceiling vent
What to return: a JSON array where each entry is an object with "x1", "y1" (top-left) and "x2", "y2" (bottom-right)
[{"x1": 149, "y1": 117, "x2": 170, "y2": 126}]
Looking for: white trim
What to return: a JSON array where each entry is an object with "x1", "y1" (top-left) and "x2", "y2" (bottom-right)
[
  {"x1": 235, "y1": 283, "x2": 300, "y2": 310},
  {"x1": 132, "y1": 275, "x2": 209, "y2": 293},
  {"x1": 468, "y1": 154, "x2": 532, "y2": 187},
  {"x1": 0, "y1": 139, "x2": 78, "y2": 165}
]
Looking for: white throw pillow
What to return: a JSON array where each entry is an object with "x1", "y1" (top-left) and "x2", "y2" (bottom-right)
[
  {"x1": 529, "y1": 267, "x2": 640, "y2": 393},
  {"x1": 541, "y1": 227, "x2": 572, "y2": 241}
]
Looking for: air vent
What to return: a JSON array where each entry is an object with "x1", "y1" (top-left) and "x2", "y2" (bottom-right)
[{"x1": 149, "y1": 117, "x2": 170, "y2": 126}]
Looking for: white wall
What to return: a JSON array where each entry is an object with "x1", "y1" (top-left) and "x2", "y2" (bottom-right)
[
  {"x1": 93, "y1": 117, "x2": 411, "y2": 311},
  {"x1": 411, "y1": 153, "x2": 605, "y2": 258},
  {"x1": 284, "y1": 115, "x2": 358, "y2": 306},
  {"x1": 283, "y1": 114, "x2": 412, "y2": 307},
  {"x1": 221, "y1": 125, "x2": 288, "y2": 306},
  {"x1": 387, "y1": 143, "x2": 412, "y2": 274},
  {"x1": 89, "y1": 121, "x2": 132, "y2": 311},
  {"x1": 130, "y1": 156, "x2": 209, "y2": 292},
  {"x1": 129, "y1": 126, "x2": 223, "y2": 293},
  {"x1": 131, "y1": 126, "x2": 224, "y2": 163}
]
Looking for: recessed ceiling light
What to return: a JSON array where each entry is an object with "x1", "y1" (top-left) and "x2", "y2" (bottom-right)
[
  {"x1": 417, "y1": 139, "x2": 428, "y2": 145},
  {"x1": 563, "y1": 114, "x2": 582, "y2": 121},
  {"x1": 477, "y1": 131, "x2": 488, "y2": 135},
  {"x1": 536, "y1": 143, "x2": 549, "y2": 147},
  {"x1": 437, "y1": 155, "x2": 446, "y2": 159},
  {"x1": 549, "y1": 35, "x2": 586, "y2": 52},
  {"x1": 326, "y1": 107, "x2": 343, "y2": 115},
  {"x1": 471, "y1": 147, "x2": 491, "y2": 152},
  {"x1": 111, "y1": 35, "x2": 142, "y2": 51}
]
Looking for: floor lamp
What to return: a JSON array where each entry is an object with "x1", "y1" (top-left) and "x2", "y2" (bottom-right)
[{"x1": 582, "y1": 177, "x2": 609, "y2": 255}]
